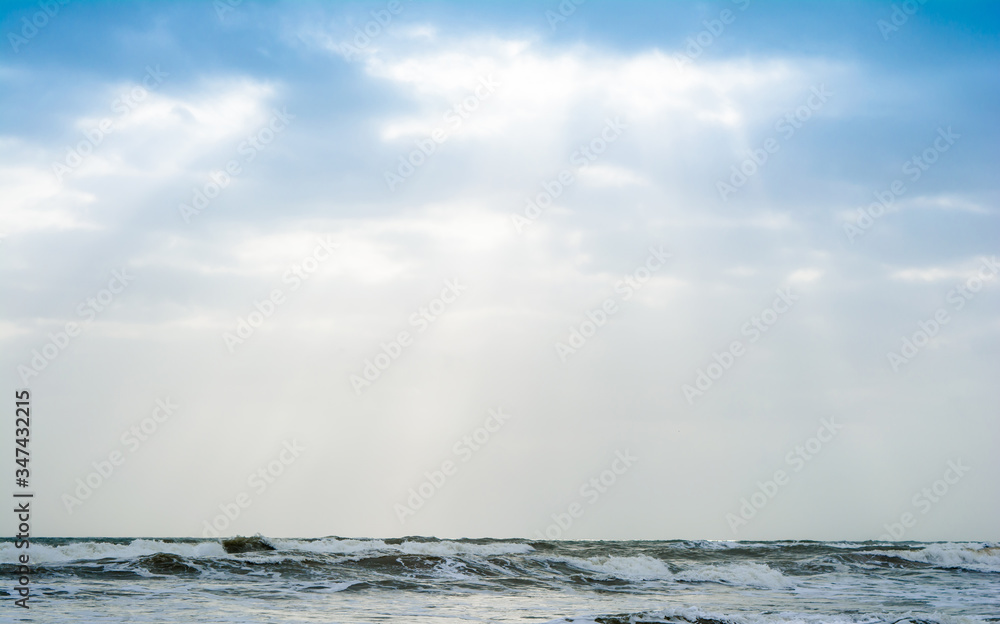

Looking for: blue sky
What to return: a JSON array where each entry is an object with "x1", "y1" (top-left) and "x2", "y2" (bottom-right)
[{"x1": 2, "y1": 0, "x2": 998, "y2": 539}]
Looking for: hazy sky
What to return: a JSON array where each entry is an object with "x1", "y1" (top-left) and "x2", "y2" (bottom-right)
[{"x1": 2, "y1": 0, "x2": 998, "y2": 541}]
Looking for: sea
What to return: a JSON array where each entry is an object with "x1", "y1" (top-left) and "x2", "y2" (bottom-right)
[{"x1": 2, "y1": 538, "x2": 998, "y2": 623}]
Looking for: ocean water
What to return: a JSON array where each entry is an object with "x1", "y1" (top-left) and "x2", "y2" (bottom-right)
[{"x1": 1, "y1": 538, "x2": 998, "y2": 623}]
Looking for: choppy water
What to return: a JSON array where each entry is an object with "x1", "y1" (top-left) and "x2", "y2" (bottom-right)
[{"x1": 2, "y1": 538, "x2": 998, "y2": 623}]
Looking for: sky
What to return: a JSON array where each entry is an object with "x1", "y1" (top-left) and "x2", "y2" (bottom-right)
[{"x1": 1, "y1": 0, "x2": 998, "y2": 541}]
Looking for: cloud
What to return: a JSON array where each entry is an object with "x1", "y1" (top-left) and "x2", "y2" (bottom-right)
[
  {"x1": 0, "y1": 76, "x2": 281, "y2": 239},
  {"x1": 1, "y1": 3, "x2": 997, "y2": 541}
]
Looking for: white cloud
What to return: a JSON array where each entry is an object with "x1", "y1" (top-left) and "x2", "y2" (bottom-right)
[
  {"x1": 578, "y1": 164, "x2": 648, "y2": 188},
  {"x1": 903, "y1": 194, "x2": 991, "y2": 214},
  {"x1": 788, "y1": 268, "x2": 823, "y2": 283},
  {"x1": 887, "y1": 258, "x2": 997, "y2": 283},
  {"x1": 0, "y1": 78, "x2": 280, "y2": 236},
  {"x1": 0, "y1": 144, "x2": 101, "y2": 234},
  {"x1": 332, "y1": 36, "x2": 850, "y2": 153}
]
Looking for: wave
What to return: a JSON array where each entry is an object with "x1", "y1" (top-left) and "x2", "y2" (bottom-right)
[
  {"x1": 0, "y1": 538, "x2": 227, "y2": 565},
  {"x1": 557, "y1": 554, "x2": 675, "y2": 580},
  {"x1": 5, "y1": 538, "x2": 993, "y2": 624},
  {"x1": 675, "y1": 562, "x2": 795, "y2": 589},
  {"x1": 548, "y1": 605, "x2": 994, "y2": 624},
  {"x1": 4, "y1": 537, "x2": 996, "y2": 595},
  {"x1": 538, "y1": 554, "x2": 794, "y2": 589},
  {"x1": 0, "y1": 537, "x2": 533, "y2": 565},
  {"x1": 862, "y1": 543, "x2": 1000, "y2": 573},
  {"x1": 270, "y1": 536, "x2": 534, "y2": 558}
]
